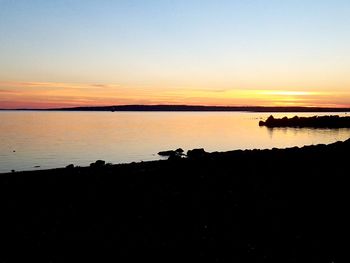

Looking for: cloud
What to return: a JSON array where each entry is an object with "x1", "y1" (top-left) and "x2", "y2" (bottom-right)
[
  {"x1": 1, "y1": 81, "x2": 350, "y2": 109},
  {"x1": 90, "y1": 84, "x2": 121, "y2": 88},
  {"x1": 0, "y1": 81, "x2": 121, "y2": 90},
  {"x1": 0, "y1": 89, "x2": 19, "y2": 93},
  {"x1": 257, "y1": 90, "x2": 326, "y2": 96}
]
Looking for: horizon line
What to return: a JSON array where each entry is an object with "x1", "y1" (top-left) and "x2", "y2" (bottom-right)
[{"x1": 1, "y1": 104, "x2": 350, "y2": 112}]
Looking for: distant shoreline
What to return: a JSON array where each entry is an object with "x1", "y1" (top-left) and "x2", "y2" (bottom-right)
[{"x1": 1, "y1": 104, "x2": 350, "y2": 112}]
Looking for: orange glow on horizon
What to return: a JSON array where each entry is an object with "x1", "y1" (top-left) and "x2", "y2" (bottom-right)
[
  {"x1": 0, "y1": 81, "x2": 349, "y2": 109},
  {"x1": 257, "y1": 90, "x2": 321, "y2": 96}
]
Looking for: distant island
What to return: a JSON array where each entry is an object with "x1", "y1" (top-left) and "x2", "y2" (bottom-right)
[
  {"x1": 2, "y1": 104, "x2": 350, "y2": 112},
  {"x1": 259, "y1": 115, "x2": 350, "y2": 128}
]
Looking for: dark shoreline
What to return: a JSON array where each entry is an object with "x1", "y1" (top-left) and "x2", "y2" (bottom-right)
[
  {"x1": 1, "y1": 104, "x2": 350, "y2": 112},
  {"x1": 1, "y1": 140, "x2": 349, "y2": 261},
  {"x1": 260, "y1": 115, "x2": 350, "y2": 128}
]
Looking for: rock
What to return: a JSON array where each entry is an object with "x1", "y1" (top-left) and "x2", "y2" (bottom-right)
[
  {"x1": 168, "y1": 153, "x2": 182, "y2": 161},
  {"x1": 90, "y1": 160, "x2": 106, "y2": 168},
  {"x1": 175, "y1": 148, "x2": 184, "y2": 154},
  {"x1": 259, "y1": 115, "x2": 350, "y2": 128},
  {"x1": 66, "y1": 164, "x2": 74, "y2": 169},
  {"x1": 158, "y1": 148, "x2": 185, "y2": 159},
  {"x1": 267, "y1": 115, "x2": 275, "y2": 122},
  {"x1": 158, "y1": 150, "x2": 176, "y2": 157},
  {"x1": 187, "y1": 148, "x2": 207, "y2": 159}
]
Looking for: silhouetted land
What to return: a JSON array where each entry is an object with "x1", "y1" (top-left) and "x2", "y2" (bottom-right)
[
  {"x1": 1, "y1": 139, "x2": 349, "y2": 261},
  {"x1": 2, "y1": 104, "x2": 350, "y2": 112},
  {"x1": 260, "y1": 115, "x2": 350, "y2": 128}
]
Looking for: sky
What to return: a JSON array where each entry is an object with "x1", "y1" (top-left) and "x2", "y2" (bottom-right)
[{"x1": 1, "y1": 0, "x2": 350, "y2": 109}]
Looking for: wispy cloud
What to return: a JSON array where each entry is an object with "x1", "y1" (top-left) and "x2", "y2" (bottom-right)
[
  {"x1": 256, "y1": 90, "x2": 326, "y2": 96},
  {"x1": 0, "y1": 81, "x2": 121, "y2": 89},
  {"x1": 1, "y1": 81, "x2": 350, "y2": 109},
  {"x1": 0, "y1": 89, "x2": 19, "y2": 93},
  {"x1": 90, "y1": 84, "x2": 121, "y2": 88}
]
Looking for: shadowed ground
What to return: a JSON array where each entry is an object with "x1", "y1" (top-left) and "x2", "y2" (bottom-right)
[{"x1": 1, "y1": 140, "x2": 349, "y2": 262}]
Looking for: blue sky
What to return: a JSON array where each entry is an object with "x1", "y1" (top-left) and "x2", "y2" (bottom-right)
[{"x1": 1, "y1": 0, "x2": 350, "y2": 108}]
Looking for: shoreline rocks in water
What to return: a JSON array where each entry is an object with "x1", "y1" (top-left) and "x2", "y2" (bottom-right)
[
  {"x1": 259, "y1": 114, "x2": 350, "y2": 128},
  {"x1": 158, "y1": 148, "x2": 185, "y2": 159},
  {"x1": 1, "y1": 139, "x2": 350, "y2": 261}
]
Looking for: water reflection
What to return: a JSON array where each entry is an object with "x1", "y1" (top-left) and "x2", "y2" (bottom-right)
[
  {"x1": 0, "y1": 111, "x2": 349, "y2": 173},
  {"x1": 264, "y1": 126, "x2": 349, "y2": 144}
]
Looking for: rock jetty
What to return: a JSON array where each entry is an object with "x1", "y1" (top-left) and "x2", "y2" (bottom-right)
[{"x1": 259, "y1": 115, "x2": 350, "y2": 128}]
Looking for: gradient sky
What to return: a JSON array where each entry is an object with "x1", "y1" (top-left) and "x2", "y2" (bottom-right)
[{"x1": 1, "y1": 0, "x2": 350, "y2": 108}]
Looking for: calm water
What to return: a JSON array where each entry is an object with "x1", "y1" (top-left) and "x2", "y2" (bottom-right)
[{"x1": 1, "y1": 111, "x2": 350, "y2": 173}]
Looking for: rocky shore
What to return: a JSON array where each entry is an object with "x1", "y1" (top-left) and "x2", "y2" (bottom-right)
[
  {"x1": 259, "y1": 114, "x2": 350, "y2": 128},
  {"x1": 1, "y1": 139, "x2": 350, "y2": 261}
]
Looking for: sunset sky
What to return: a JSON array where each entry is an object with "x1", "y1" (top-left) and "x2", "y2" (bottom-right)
[{"x1": 1, "y1": 0, "x2": 350, "y2": 109}]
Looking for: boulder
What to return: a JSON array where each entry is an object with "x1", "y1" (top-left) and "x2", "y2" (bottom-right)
[
  {"x1": 187, "y1": 148, "x2": 207, "y2": 159},
  {"x1": 158, "y1": 148, "x2": 185, "y2": 160},
  {"x1": 66, "y1": 164, "x2": 74, "y2": 169},
  {"x1": 158, "y1": 150, "x2": 176, "y2": 157},
  {"x1": 90, "y1": 160, "x2": 106, "y2": 168},
  {"x1": 175, "y1": 148, "x2": 184, "y2": 154}
]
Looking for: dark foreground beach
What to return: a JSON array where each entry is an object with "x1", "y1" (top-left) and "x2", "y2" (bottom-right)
[{"x1": 1, "y1": 139, "x2": 349, "y2": 262}]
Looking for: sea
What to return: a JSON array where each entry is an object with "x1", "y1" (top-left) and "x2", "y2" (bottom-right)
[{"x1": 1, "y1": 111, "x2": 350, "y2": 173}]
